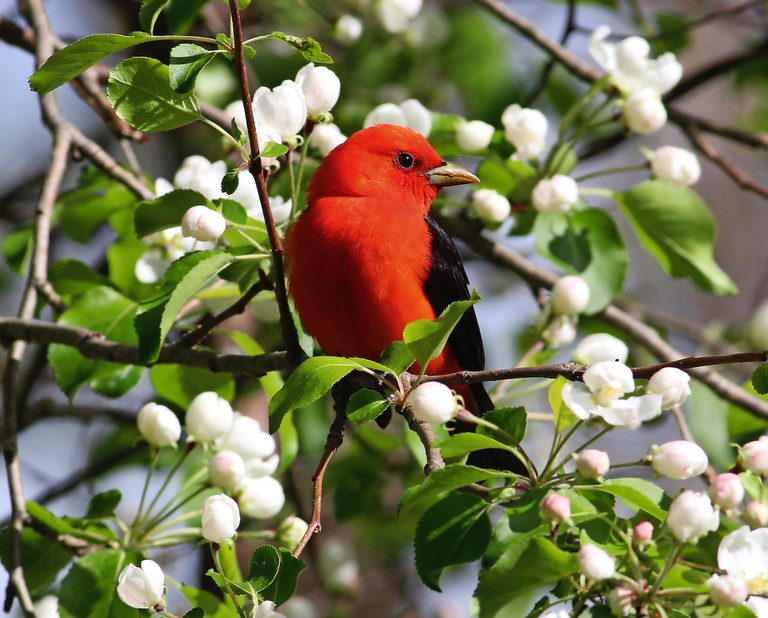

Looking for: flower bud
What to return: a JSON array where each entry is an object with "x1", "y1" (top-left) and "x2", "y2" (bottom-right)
[
  {"x1": 218, "y1": 414, "x2": 276, "y2": 460},
  {"x1": 750, "y1": 301, "x2": 768, "y2": 350},
  {"x1": 280, "y1": 597, "x2": 315, "y2": 618},
  {"x1": 409, "y1": 382, "x2": 458, "y2": 424},
  {"x1": 472, "y1": 188, "x2": 511, "y2": 223},
  {"x1": 117, "y1": 560, "x2": 165, "y2": 609},
  {"x1": 245, "y1": 453, "x2": 280, "y2": 479},
  {"x1": 583, "y1": 360, "x2": 635, "y2": 406},
  {"x1": 185, "y1": 392, "x2": 234, "y2": 443},
  {"x1": 531, "y1": 175, "x2": 579, "y2": 214},
  {"x1": 551, "y1": 275, "x2": 590, "y2": 315},
  {"x1": 608, "y1": 587, "x2": 636, "y2": 616},
  {"x1": 364, "y1": 100, "x2": 431, "y2": 137},
  {"x1": 209, "y1": 450, "x2": 246, "y2": 490},
  {"x1": 174, "y1": 155, "x2": 226, "y2": 200},
  {"x1": 544, "y1": 316, "x2": 577, "y2": 348},
  {"x1": 334, "y1": 15, "x2": 363, "y2": 44},
  {"x1": 501, "y1": 104, "x2": 548, "y2": 160},
  {"x1": 623, "y1": 88, "x2": 667, "y2": 134},
  {"x1": 739, "y1": 436, "x2": 768, "y2": 474},
  {"x1": 277, "y1": 515, "x2": 310, "y2": 550},
  {"x1": 541, "y1": 493, "x2": 571, "y2": 525},
  {"x1": 181, "y1": 206, "x2": 227, "y2": 242},
  {"x1": 295, "y1": 64, "x2": 340, "y2": 119},
  {"x1": 577, "y1": 544, "x2": 615, "y2": 581},
  {"x1": 574, "y1": 333, "x2": 629, "y2": 365},
  {"x1": 33, "y1": 595, "x2": 59, "y2": 618},
  {"x1": 240, "y1": 476, "x2": 285, "y2": 519},
  {"x1": 646, "y1": 367, "x2": 691, "y2": 410},
  {"x1": 201, "y1": 494, "x2": 240, "y2": 543},
  {"x1": 651, "y1": 146, "x2": 701, "y2": 187},
  {"x1": 651, "y1": 440, "x2": 708, "y2": 480},
  {"x1": 251, "y1": 80, "x2": 307, "y2": 142},
  {"x1": 457, "y1": 120, "x2": 495, "y2": 153},
  {"x1": 667, "y1": 491, "x2": 719, "y2": 542},
  {"x1": 254, "y1": 600, "x2": 287, "y2": 618},
  {"x1": 707, "y1": 574, "x2": 748, "y2": 607},
  {"x1": 744, "y1": 501, "x2": 768, "y2": 528},
  {"x1": 575, "y1": 449, "x2": 610, "y2": 478},
  {"x1": 633, "y1": 521, "x2": 654, "y2": 546},
  {"x1": 376, "y1": 0, "x2": 422, "y2": 33},
  {"x1": 708, "y1": 473, "x2": 745, "y2": 510},
  {"x1": 137, "y1": 402, "x2": 181, "y2": 448},
  {"x1": 309, "y1": 123, "x2": 346, "y2": 157}
]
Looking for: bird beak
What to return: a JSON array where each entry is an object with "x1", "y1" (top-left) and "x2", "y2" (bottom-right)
[{"x1": 425, "y1": 161, "x2": 480, "y2": 187}]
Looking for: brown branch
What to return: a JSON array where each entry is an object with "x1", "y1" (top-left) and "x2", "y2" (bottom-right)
[
  {"x1": 401, "y1": 408, "x2": 444, "y2": 474},
  {"x1": 228, "y1": 0, "x2": 303, "y2": 363},
  {"x1": 669, "y1": 108, "x2": 768, "y2": 150},
  {"x1": 21, "y1": 399, "x2": 136, "y2": 431}
]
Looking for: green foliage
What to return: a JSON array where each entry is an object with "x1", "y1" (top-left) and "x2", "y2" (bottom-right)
[
  {"x1": 150, "y1": 364, "x2": 236, "y2": 409},
  {"x1": 108, "y1": 57, "x2": 201, "y2": 131},
  {"x1": 415, "y1": 492, "x2": 491, "y2": 591},
  {"x1": 2, "y1": 223, "x2": 33, "y2": 275},
  {"x1": 247, "y1": 544, "x2": 281, "y2": 591},
  {"x1": 478, "y1": 407, "x2": 527, "y2": 444},
  {"x1": 259, "y1": 141, "x2": 289, "y2": 158},
  {"x1": 438, "y1": 433, "x2": 513, "y2": 459},
  {"x1": 752, "y1": 363, "x2": 768, "y2": 395},
  {"x1": 346, "y1": 388, "x2": 391, "y2": 424},
  {"x1": 49, "y1": 260, "x2": 110, "y2": 299},
  {"x1": 534, "y1": 208, "x2": 627, "y2": 313},
  {"x1": 0, "y1": 527, "x2": 72, "y2": 595},
  {"x1": 654, "y1": 12, "x2": 691, "y2": 54},
  {"x1": 615, "y1": 181, "x2": 737, "y2": 295},
  {"x1": 86, "y1": 490, "x2": 122, "y2": 518},
  {"x1": 134, "y1": 189, "x2": 210, "y2": 237},
  {"x1": 260, "y1": 548, "x2": 306, "y2": 605},
  {"x1": 169, "y1": 44, "x2": 218, "y2": 93},
  {"x1": 579, "y1": 478, "x2": 668, "y2": 520},
  {"x1": 267, "y1": 32, "x2": 332, "y2": 64},
  {"x1": 139, "y1": 0, "x2": 170, "y2": 34}
]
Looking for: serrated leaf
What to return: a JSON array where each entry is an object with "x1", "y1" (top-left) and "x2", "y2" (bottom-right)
[
  {"x1": 403, "y1": 291, "x2": 481, "y2": 369},
  {"x1": 49, "y1": 259, "x2": 110, "y2": 297},
  {"x1": 438, "y1": 433, "x2": 513, "y2": 459},
  {"x1": 259, "y1": 141, "x2": 289, "y2": 158},
  {"x1": 267, "y1": 31, "x2": 332, "y2": 64},
  {"x1": 2, "y1": 223, "x2": 33, "y2": 275},
  {"x1": 0, "y1": 527, "x2": 72, "y2": 595},
  {"x1": 752, "y1": 364, "x2": 768, "y2": 395},
  {"x1": 135, "y1": 252, "x2": 235, "y2": 362},
  {"x1": 379, "y1": 340, "x2": 416, "y2": 375},
  {"x1": 139, "y1": 0, "x2": 169, "y2": 33},
  {"x1": 347, "y1": 389, "x2": 390, "y2": 424},
  {"x1": 29, "y1": 33, "x2": 158, "y2": 93},
  {"x1": 181, "y1": 586, "x2": 232, "y2": 618},
  {"x1": 107, "y1": 57, "x2": 201, "y2": 132},
  {"x1": 415, "y1": 492, "x2": 491, "y2": 591},
  {"x1": 86, "y1": 490, "x2": 122, "y2": 518},
  {"x1": 221, "y1": 169, "x2": 240, "y2": 195},
  {"x1": 261, "y1": 548, "x2": 306, "y2": 605},
  {"x1": 615, "y1": 181, "x2": 737, "y2": 296},
  {"x1": 478, "y1": 406, "x2": 527, "y2": 443},
  {"x1": 230, "y1": 117, "x2": 245, "y2": 144},
  {"x1": 169, "y1": 43, "x2": 217, "y2": 93},
  {"x1": 150, "y1": 364, "x2": 235, "y2": 409},
  {"x1": 247, "y1": 545, "x2": 281, "y2": 592},
  {"x1": 134, "y1": 189, "x2": 210, "y2": 238},
  {"x1": 579, "y1": 478, "x2": 667, "y2": 520}
]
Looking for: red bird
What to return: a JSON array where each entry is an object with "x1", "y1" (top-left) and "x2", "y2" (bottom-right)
[{"x1": 285, "y1": 124, "x2": 493, "y2": 416}]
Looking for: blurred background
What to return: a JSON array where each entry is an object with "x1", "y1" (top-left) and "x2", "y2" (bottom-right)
[{"x1": 1, "y1": 0, "x2": 768, "y2": 616}]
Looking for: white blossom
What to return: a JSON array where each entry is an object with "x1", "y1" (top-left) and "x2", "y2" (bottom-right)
[
  {"x1": 750, "y1": 301, "x2": 768, "y2": 350},
  {"x1": 201, "y1": 494, "x2": 241, "y2": 543},
  {"x1": 185, "y1": 391, "x2": 234, "y2": 443},
  {"x1": 651, "y1": 440, "x2": 708, "y2": 480},
  {"x1": 33, "y1": 595, "x2": 60, "y2": 618},
  {"x1": 544, "y1": 316, "x2": 577, "y2": 349},
  {"x1": 739, "y1": 436, "x2": 768, "y2": 475},
  {"x1": 116, "y1": 560, "x2": 165, "y2": 610},
  {"x1": 501, "y1": 104, "x2": 548, "y2": 160},
  {"x1": 608, "y1": 587, "x2": 636, "y2": 616},
  {"x1": 409, "y1": 382, "x2": 457, "y2": 424},
  {"x1": 240, "y1": 476, "x2": 286, "y2": 519},
  {"x1": 574, "y1": 333, "x2": 629, "y2": 365},
  {"x1": 363, "y1": 99, "x2": 432, "y2": 136},
  {"x1": 252, "y1": 80, "x2": 307, "y2": 142},
  {"x1": 718, "y1": 526, "x2": 768, "y2": 597},
  {"x1": 277, "y1": 515, "x2": 310, "y2": 550},
  {"x1": 174, "y1": 155, "x2": 226, "y2": 200},
  {"x1": 137, "y1": 403, "x2": 181, "y2": 448},
  {"x1": 334, "y1": 15, "x2": 363, "y2": 44},
  {"x1": 744, "y1": 502, "x2": 768, "y2": 529},
  {"x1": 218, "y1": 413, "x2": 276, "y2": 461},
  {"x1": 254, "y1": 600, "x2": 287, "y2": 618},
  {"x1": 209, "y1": 450, "x2": 246, "y2": 489},
  {"x1": 376, "y1": 0, "x2": 422, "y2": 33},
  {"x1": 708, "y1": 574, "x2": 748, "y2": 607},
  {"x1": 295, "y1": 64, "x2": 341, "y2": 118},
  {"x1": 135, "y1": 225, "x2": 213, "y2": 284},
  {"x1": 651, "y1": 146, "x2": 701, "y2": 187},
  {"x1": 456, "y1": 120, "x2": 495, "y2": 153},
  {"x1": 709, "y1": 473, "x2": 745, "y2": 510},
  {"x1": 577, "y1": 544, "x2": 615, "y2": 581},
  {"x1": 243, "y1": 195, "x2": 291, "y2": 225},
  {"x1": 667, "y1": 491, "x2": 719, "y2": 542},
  {"x1": 181, "y1": 206, "x2": 227, "y2": 242},
  {"x1": 647, "y1": 367, "x2": 691, "y2": 410},
  {"x1": 623, "y1": 88, "x2": 667, "y2": 134},
  {"x1": 575, "y1": 449, "x2": 610, "y2": 478},
  {"x1": 309, "y1": 123, "x2": 347, "y2": 157},
  {"x1": 531, "y1": 175, "x2": 579, "y2": 214},
  {"x1": 589, "y1": 25, "x2": 682, "y2": 94},
  {"x1": 472, "y1": 188, "x2": 511, "y2": 223},
  {"x1": 551, "y1": 275, "x2": 590, "y2": 315}
]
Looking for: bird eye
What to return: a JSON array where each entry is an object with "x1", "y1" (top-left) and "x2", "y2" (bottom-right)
[{"x1": 395, "y1": 152, "x2": 415, "y2": 170}]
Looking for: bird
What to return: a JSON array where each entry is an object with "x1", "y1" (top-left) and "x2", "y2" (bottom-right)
[{"x1": 285, "y1": 124, "x2": 517, "y2": 469}]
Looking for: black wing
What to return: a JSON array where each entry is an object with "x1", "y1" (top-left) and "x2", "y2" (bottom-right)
[{"x1": 423, "y1": 216, "x2": 493, "y2": 413}]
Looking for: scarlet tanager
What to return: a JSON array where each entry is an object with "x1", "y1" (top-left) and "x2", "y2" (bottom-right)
[{"x1": 286, "y1": 125, "x2": 508, "y2": 453}]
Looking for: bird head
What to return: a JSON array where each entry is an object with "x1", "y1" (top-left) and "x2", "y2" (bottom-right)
[{"x1": 307, "y1": 124, "x2": 479, "y2": 214}]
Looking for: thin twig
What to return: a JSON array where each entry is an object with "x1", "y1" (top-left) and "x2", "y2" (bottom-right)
[{"x1": 401, "y1": 408, "x2": 444, "y2": 474}]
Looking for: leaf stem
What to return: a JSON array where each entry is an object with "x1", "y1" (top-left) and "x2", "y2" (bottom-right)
[
  {"x1": 201, "y1": 116, "x2": 249, "y2": 160},
  {"x1": 212, "y1": 546, "x2": 248, "y2": 618}
]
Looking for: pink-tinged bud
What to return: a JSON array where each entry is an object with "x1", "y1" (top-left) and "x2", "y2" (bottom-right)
[
  {"x1": 739, "y1": 436, "x2": 768, "y2": 475},
  {"x1": 709, "y1": 473, "x2": 745, "y2": 510},
  {"x1": 744, "y1": 501, "x2": 768, "y2": 528},
  {"x1": 577, "y1": 544, "x2": 615, "y2": 581},
  {"x1": 181, "y1": 206, "x2": 227, "y2": 242},
  {"x1": 209, "y1": 450, "x2": 246, "y2": 490},
  {"x1": 551, "y1": 275, "x2": 590, "y2": 315},
  {"x1": 707, "y1": 574, "x2": 748, "y2": 607},
  {"x1": 633, "y1": 521, "x2": 654, "y2": 546},
  {"x1": 608, "y1": 587, "x2": 636, "y2": 616},
  {"x1": 667, "y1": 491, "x2": 719, "y2": 542},
  {"x1": 651, "y1": 440, "x2": 708, "y2": 480},
  {"x1": 541, "y1": 493, "x2": 571, "y2": 525},
  {"x1": 575, "y1": 449, "x2": 610, "y2": 478}
]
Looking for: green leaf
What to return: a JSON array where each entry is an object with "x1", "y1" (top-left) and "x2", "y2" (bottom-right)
[
  {"x1": 478, "y1": 406, "x2": 527, "y2": 443},
  {"x1": 615, "y1": 181, "x2": 737, "y2": 295},
  {"x1": 438, "y1": 433, "x2": 513, "y2": 459},
  {"x1": 0, "y1": 527, "x2": 72, "y2": 594},
  {"x1": 347, "y1": 389, "x2": 390, "y2": 425},
  {"x1": 740, "y1": 471, "x2": 763, "y2": 502},
  {"x1": 135, "y1": 252, "x2": 235, "y2": 362},
  {"x1": 221, "y1": 169, "x2": 240, "y2": 195},
  {"x1": 49, "y1": 259, "x2": 110, "y2": 297},
  {"x1": 400, "y1": 464, "x2": 512, "y2": 519},
  {"x1": 134, "y1": 189, "x2": 209, "y2": 237},
  {"x1": 267, "y1": 31, "x2": 332, "y2": 64},
  {"x1": 580, "y1": 478, "x2": 667, "y2": 520},
  {"x1": 403, "y1": 291, "x2": 481, "y2": 369},
  {"x1": 688, "y1": 381, "x2": 734, "y2": 470},
  {"x1": 150, "y1": 364, "x2": 235, "y2": 409},
  {"x1": 169, "y1": 43, "x2": 217, "y2": 93},
  {"x1": 268, "y1": 356, "x2": 384, "y2": 433},
  {"x1": 181, "y1": 586, "x2": 232, "y2": 618},
  {"x1": 107, "y1": 57, "x2": 201, "y2": 132},
  {"x1": 476, "y1": 537, "x2": 578, "y2": 618},
  {"x1": 259, "y1": 141, "x2": 289, "y2": 158},
  {"x1": 548, "y1": 376, "x2": 579, "y2": 433},
  {"x1": 48, "y1": 286, "x2": 143, "y2": 399},
  {"x1": 654, "y1": 12, "x2": 691, "y2": 54},
  {"x1": 218, "y1": 198, "x2": 247, "y2": 225},
  {"x1": 29, "y1": 33, "x2": 157, "y2": 93},
  {"x1": 728, "y1": 380, "x2": 768, "y2": 443},
  {"x1": 534, "y1": 208, "x2": 627, "y2": 313},
  {"x1": 182, "y1": 609, "x2": 205, "y2": 618},
  {"x1": 139, "y1": 0, "x2": 169, "y2": 33},
  {"x1": 752, "y1": 364, "x2": 768, "y2": 395},
  {"x1": 86, "y1": 490, "x2": 122, "y2": 518},
  {"x1": 415, "y1": 492, "x2": 491, "y2": 591},
  {"x1": 2, "y1": 223, "x2": 33, "y2": 275},
  {"x1": 475, "y1": 156, "x2": 537, "y2": 204},
  {"x1": 261, "y1": 547, "x2": 306, "y2": 605},
  {"x1": 247, "y1": 545, "x2": 281, "y2": 592},
  {"x1": 379, "y1": 340, "x2": 416, "y2": 375}
]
